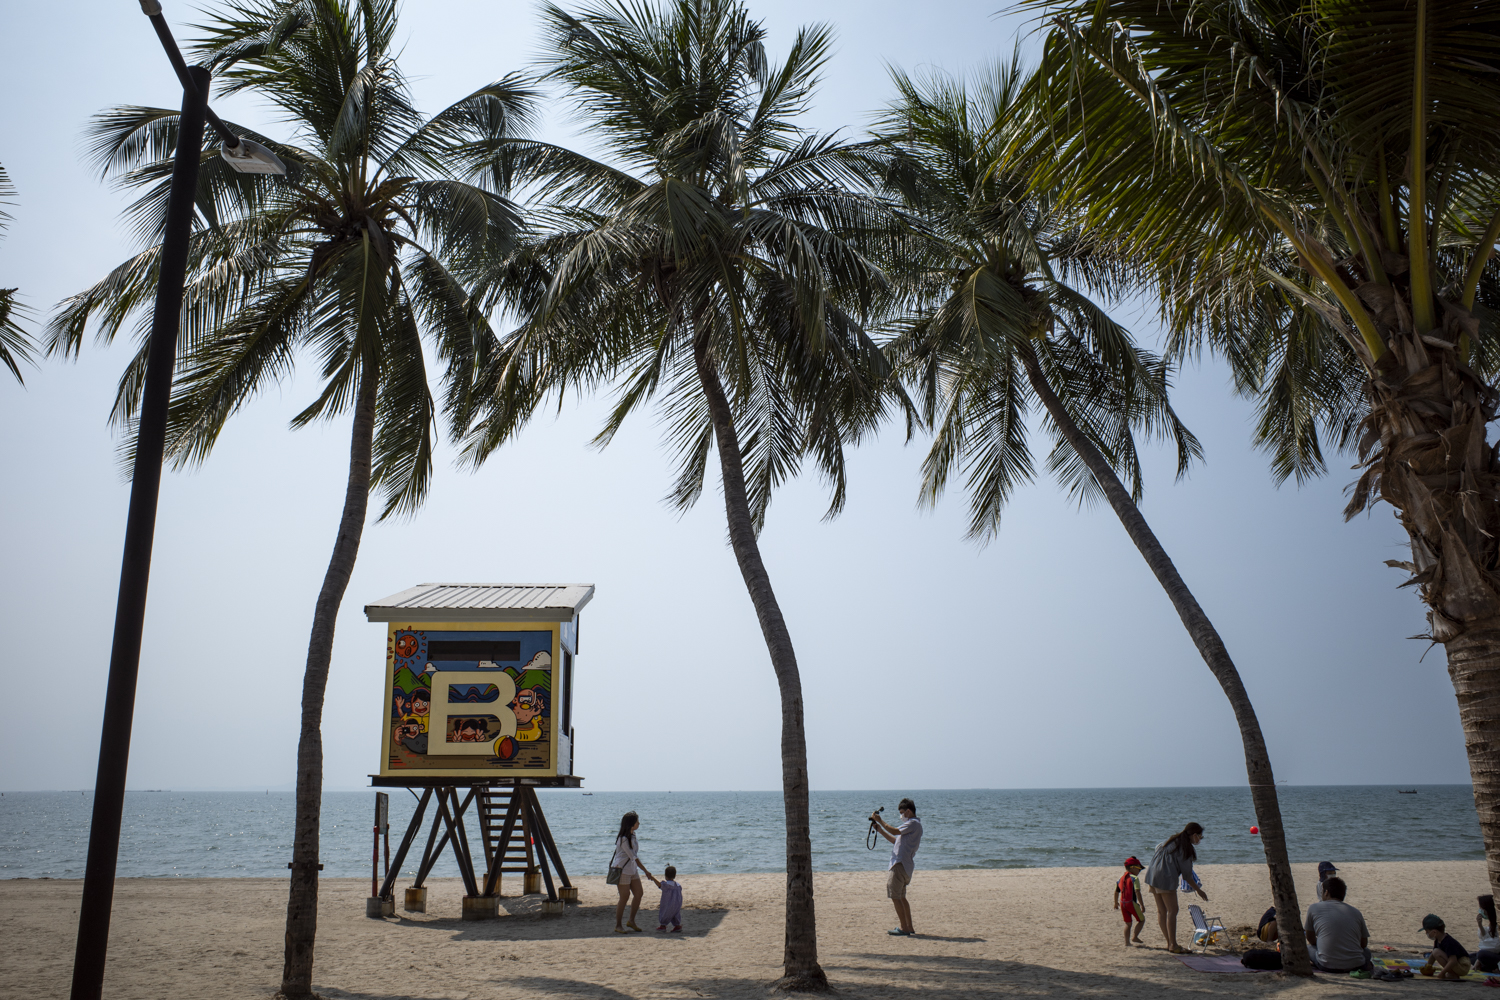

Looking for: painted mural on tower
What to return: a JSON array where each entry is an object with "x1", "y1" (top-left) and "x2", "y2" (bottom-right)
[{"x1": 387, "y1": 628, "x2": 554, "y2": 771}]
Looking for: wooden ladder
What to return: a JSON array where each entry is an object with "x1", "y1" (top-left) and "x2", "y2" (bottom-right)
[{"x1": 477, "y1": 786, "x2": 536, "y2": 895}]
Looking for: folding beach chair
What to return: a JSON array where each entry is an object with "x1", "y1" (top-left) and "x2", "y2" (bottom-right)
[{"x1": 1188, "y1": 904, "x2": 1226, "y2": 952}]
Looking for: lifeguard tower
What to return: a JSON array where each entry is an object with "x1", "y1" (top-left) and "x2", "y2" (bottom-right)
[{"x1": 365, "y1": 582, "x2": 592, "y2": 918}]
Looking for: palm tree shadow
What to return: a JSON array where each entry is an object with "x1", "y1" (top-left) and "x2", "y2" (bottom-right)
[
  {"x1": 384, "y1": 904, "x2": 728, "y2": 941},
  {"x1": 503, "y1": 977, "x2": 638, "y2": 998},
  {"x1": 315, "y1": 955, "x2": 1306, "y2": 999},
  {"x1": 314, "y1": 984, "x2": 634, "y2": 1000},
  {"x1": 816, "y1": 954, "x2": 1306, "y2": 997}
]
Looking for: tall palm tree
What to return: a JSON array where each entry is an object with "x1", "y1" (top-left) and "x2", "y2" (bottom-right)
[
  {"x1": 872, "y1": 61, "x2": 1314, "y2": 972},
  {"x1": 1014, "y1": 0, "x2": 1500, "y2": 915},
  {"x1": 0, "y1": 162, "x2": 34, "y2": 384},
  {"x1": 459, "y1": 0, "x2": 904, "y2": 986},
  {"x1": 47, "y1": 1, "x2": 531, "y2": 994}
]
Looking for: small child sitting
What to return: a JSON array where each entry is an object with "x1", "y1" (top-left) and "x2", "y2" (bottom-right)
[
  {"x1": 1257, "y1": 906, "x2": 1278, "y2": 944},
  {"x1": 656, "y1": 865, "x2": 683, "y2": 932},
  {"x1": 1420, "y1": 914, "x2": 1472, "y2": 979},
  {"x1": 1113, "y1": 856, "x2": 1146, "y2": 946}
]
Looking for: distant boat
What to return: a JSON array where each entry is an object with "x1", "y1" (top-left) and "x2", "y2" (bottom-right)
[
  {"x1": 1397, "y1": 789, "x2": 1418, "y2": 794},
  {"x1": 581, "y1": 792, "x2": 592, "y2": 796}
]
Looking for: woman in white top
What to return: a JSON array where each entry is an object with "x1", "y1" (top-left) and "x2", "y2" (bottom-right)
[
  {"x1": 1142, "y1": 822, "x2": 1207, "y2": 954},
  {"x1": 612, "y1": 811, "x2": 660, "y2": 933},
  {"x1": 1476, "y1": 895, "x2": 1499, "y2": 972}
]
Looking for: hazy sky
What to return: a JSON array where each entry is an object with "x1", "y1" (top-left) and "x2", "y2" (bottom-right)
[{"x1": 0, "y1": 0, "x2": 1466, "y2": 794}]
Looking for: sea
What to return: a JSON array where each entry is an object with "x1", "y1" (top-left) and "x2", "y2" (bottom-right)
[{"x1": 0, "y1": 785, "x2": 1480, "y2": 880}]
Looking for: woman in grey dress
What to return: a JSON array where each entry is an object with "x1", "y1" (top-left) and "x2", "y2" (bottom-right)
[{"x1": 1143, "y1": 822, "x2": 1208, "y2": 953}]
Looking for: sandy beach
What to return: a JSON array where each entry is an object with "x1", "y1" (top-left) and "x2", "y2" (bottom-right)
[{"x1": 3, "y1": 861, "x2": 1485, "y2": 998}]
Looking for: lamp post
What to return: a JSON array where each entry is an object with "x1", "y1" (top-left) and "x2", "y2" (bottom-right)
[{"x1": 69, "y1": 5, "x2": 284, "y2": 999}]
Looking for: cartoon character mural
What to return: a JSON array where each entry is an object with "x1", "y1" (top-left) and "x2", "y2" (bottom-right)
[{"x1": 387, "y1": 628, "x2": 555, "y2": 771}]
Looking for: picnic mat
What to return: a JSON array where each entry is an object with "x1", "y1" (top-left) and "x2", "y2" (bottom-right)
[
  {"x1": 1175, "y1": 954, "x2": 1265, "y2": 973},
  {"x1": 1175, "y1": 954, "x2": 1500, "y2": 980},
  {"x1": 1378, "y1": 958, "x2": 1497, "y2": 983},
  {"x1": 1170, "y1": 953, "x2": 1500, "y2": 983}
]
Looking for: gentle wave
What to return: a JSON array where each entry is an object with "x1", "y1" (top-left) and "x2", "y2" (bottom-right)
[{"x1": 0, "y1": 785, "x2": 1479, "y2": 880}]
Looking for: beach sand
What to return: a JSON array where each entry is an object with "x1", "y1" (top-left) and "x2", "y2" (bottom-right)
[{"x1": 3, "y1": 861, "x2": 1485, "y2": 998}]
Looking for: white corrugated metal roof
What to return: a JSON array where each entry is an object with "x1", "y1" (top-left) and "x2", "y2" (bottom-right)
[{"x1": 364, "y1": 583, "x2": 595, "y2": 622}]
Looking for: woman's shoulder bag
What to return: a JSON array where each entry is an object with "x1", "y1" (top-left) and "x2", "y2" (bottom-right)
[{"x1": 606, "y1": 836, "x2": 629, "y2": 885}]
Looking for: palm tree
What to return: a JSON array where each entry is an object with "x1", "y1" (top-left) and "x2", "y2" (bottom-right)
[
  {"x1": 872, "y1": 61, "x2": 1314, "y2": 972},
  {"x1": 1014, "y1": 0, "x2": 1500, "y2": 917},
  {"x1": 0, "y1": 162, "x2": 35, "y2": 384},
  {"x1": 458, "y1": 0, "x2": 905, "y2": 986},
  {"x1": 46, "y1": 1, "x2": 532, "y2": 994}
]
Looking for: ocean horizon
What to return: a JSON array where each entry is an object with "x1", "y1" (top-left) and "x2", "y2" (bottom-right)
[{"x1": 1, "y1": 785, "x2": 1479, "y2": 881}]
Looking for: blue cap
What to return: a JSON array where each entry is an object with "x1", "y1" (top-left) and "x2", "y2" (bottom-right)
[{"x1": 1317, "y1": 861, "x2": 1338, "y2": 876}]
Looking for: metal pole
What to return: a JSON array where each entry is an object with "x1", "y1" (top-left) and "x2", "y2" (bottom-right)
[
  {"x1": 141, "y1": 1, "x2": 242, "y2": 149},
  {"x1": 68, "y1": 64, "x2": 209, "y2": 1000}
]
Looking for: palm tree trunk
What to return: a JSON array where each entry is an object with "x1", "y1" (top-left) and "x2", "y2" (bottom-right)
[
  {"x1": 692, "y1": 328, "x2": 826, "y2": 990},
  {"x1": 1445, "y1": 627, "x2": 1500, "y2": 896},
  {"x1": 280, "y1": 362, "x2": 378, "y2": 997},
  {"x1": 1019, "y1": 339, "x2": 1313, "y2": 976},
  {"x1": 1352, "y1": 323, "x2": 1500, "y2": 904}
]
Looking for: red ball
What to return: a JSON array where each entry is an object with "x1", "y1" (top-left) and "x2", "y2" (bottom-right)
[{"x1": 1249, "y1": 826, "x2": 1259, "y2": 835}]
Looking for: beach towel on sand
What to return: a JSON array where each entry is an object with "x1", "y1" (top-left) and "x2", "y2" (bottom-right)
[
  {"x1": 1377, "y1": 958, "x2": 1494, "y2": 982},
  {"x1": 1178, "y1": 952, "x2": 1500, "y2": 980},
  {"x1": 1175, "y1": 954, "x2": 1267, "y2": 973}
]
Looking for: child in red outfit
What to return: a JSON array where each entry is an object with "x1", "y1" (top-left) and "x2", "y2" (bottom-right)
[{"x1": 1114, "y1": 857, "x2": 1147, "y2": 945}]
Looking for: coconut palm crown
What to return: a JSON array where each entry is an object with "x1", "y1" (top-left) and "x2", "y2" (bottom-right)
[
  {"x1": 46, "y1": 1, "x2": 534, "y2": 995},
  {"x1": 459, "y1": 0, "x2": 909, "y2": 986},
  {"x1": 873, "y1": 61, "x2": 1199, "y2": 535}
]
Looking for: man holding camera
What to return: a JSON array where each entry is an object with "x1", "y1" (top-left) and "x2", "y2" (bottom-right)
[{"x1": 870, "y1": 798, "x2": 923, "y2": 936}]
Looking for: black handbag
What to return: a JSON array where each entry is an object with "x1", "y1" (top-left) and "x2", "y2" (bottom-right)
[{"x1": 606, "y1": 838, "x2": 632, "y2": 884}]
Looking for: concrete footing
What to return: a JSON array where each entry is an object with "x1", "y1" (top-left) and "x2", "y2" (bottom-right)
[
  {"x1": 404, "y1": 886, "x2": 427, "y2": 912},
  {"x1": 524, "y1": 872, "x2": 542, "y2": 895},
  {"x1": 541, "y1": 898, "x2": 565, "y2": 916},
  {"x1": 461, "y1": 895, "x2": 499, "y2": 921},
  {"x1": 559, "y1": 886, "x2": 579, "y2": 903},
  {"x1": 366, "y1": 896, "x2": 394, "y2": 918}
]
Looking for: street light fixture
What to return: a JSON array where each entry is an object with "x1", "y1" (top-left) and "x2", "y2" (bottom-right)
[
  {"x1": 69, "y1": 6, "x2": 285, "y2": 1000},
  {"x1": 221, "y1": 136, "x2": 287, "y2": 174}
]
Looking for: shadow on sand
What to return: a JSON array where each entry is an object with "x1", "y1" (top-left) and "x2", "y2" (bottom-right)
[
  {"x1": 375, "y1": 903, "x2": 729, "y2": 942},
  {"x1": 813, "y1": 952, "x2": 1306, "y2": 998},
  {"x1": 315, "y1": 951, "x2": 1316, "y2": 999}
]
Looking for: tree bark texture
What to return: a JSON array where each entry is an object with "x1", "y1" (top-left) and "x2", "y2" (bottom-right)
[
  {"x1": 692, "y1": 329, "x2": 827, "y2": 990},
  {"x1": 1347, "y1": 316, "x2": 1500, "y2": 902},
  {"x1": 1019, "y1": 340, "x2": 1313, "y2": 975},
  {"x1": 280, "y1": 362, "x2": 378, "y2": 998},
  {"x1": 1446, "y1": 624, "x2": 1500, "y2": 895}
]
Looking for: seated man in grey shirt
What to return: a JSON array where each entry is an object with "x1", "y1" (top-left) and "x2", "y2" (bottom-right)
[{"x1": 1305, "y1": 877, "x2": 1373, "y2": 973}]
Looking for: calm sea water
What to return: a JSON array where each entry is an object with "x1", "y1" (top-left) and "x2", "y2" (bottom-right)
[{"x1": 0, "y1": 785, "x2": 1479, "y2": 880}]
